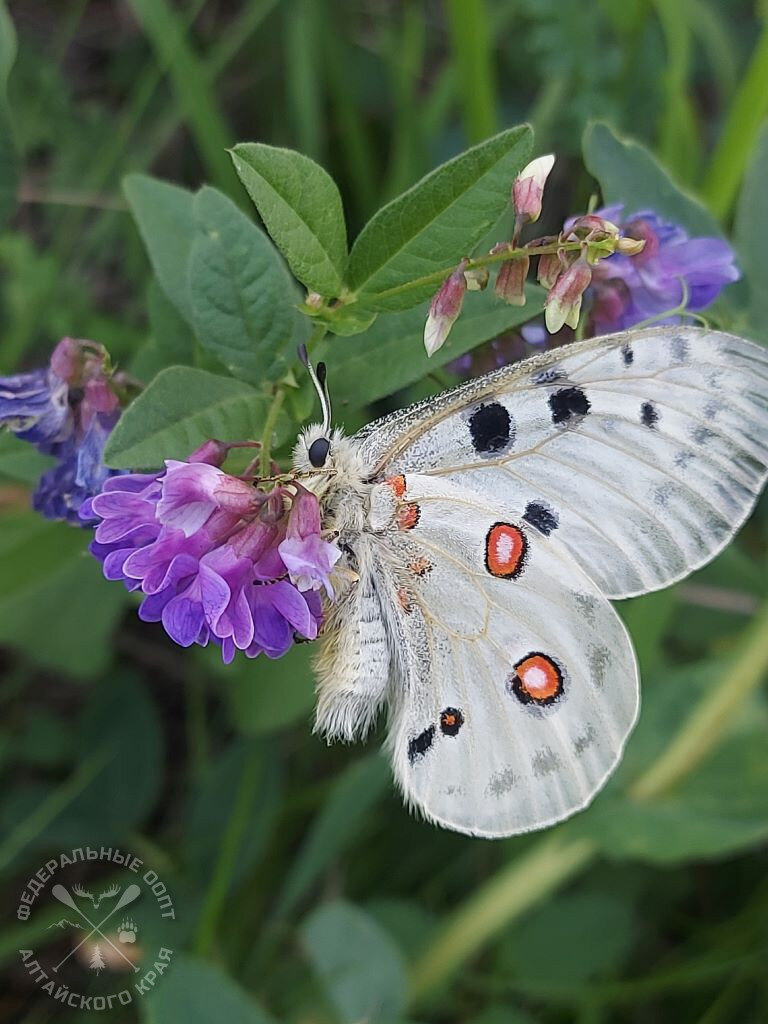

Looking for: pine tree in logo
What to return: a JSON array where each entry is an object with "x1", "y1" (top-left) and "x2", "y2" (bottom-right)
[{"x1": 89, "y1": 944, "x2": 106, "y2": 974}]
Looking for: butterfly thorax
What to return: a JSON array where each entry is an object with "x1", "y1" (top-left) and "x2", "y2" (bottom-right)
[{"x1": 293, "y1": 425, "x2": 374, "y2": 540}]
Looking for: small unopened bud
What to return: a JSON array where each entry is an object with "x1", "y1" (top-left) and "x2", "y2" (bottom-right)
[
  {"x1": 538, "y1": 251, "x2": 566, "y2": 290},
  {"x1": 567, "y1": 214, "x2": 620, "y2": 241},
  {"x1": 189, "y1": 439, "x2": 230, "y2": 466},
  {"x1": 424, "y1": 261, "x2": 467, "y2": 356},
  {"x1": 545, "y1": 254, "x2": 592, "y2": 333},
  {"x1": 495, "y1": 255, "x2": 529, "y2": 306},
  {"x1": 464, "y1": 266, "x2": 490, "y2": 291},
  {"x1": 616, "y1": 236, "x2": 646, "y2": 255},
  {"x1": 513, "y1": 154, "x2": 555, "y2": 223},
  {"x1": 305, "y1": 291, "x2": 324, "y2": 310}
]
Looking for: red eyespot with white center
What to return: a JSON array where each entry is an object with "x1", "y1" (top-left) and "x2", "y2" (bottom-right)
[
  {"x1": 508, "y1": 653, "x2": 564, "y2": 706},
  {"x1": 485, "y1": 522, "x2": 527, "y2": 579}
]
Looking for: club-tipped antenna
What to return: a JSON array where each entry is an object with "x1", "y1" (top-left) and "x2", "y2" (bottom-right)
[{"x1": 298, "y1": 345, "x2": 332, "y2": 434}]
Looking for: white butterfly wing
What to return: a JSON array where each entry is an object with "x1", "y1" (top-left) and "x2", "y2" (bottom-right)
[
  {"x1": 355, "y1": 327, "x2": 768, "y2": 598},
  {"x1": 371, "y1": 475, "x2": 638, "y2": 837}
]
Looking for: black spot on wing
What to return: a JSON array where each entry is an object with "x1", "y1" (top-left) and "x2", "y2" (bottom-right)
[
  {"x1": 549, "y1": 386, "x2": 591, "y2": 425},
  {"x1": 621, "y1": 344, "x2": 634, "y2": 366},
  {"x1": 439, "y1": 707, "x2": 464, "y2": 736},
  {"x1": 468, "y1": 402, "x2": 513, "y2": 454},
  {"x1": 408, "y1": 725, "x2": 435, "y2": 763},
  {"x1": 523, "y1": 501, "x2": 559, "y2": 536},
  {"x1": 640, "y1": 401, "x2": 659, "y2": 428}
]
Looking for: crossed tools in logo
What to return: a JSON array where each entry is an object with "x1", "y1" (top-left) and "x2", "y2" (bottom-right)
[{"x1": 51, "y1": 883, "x2": 141, "y2": 974}]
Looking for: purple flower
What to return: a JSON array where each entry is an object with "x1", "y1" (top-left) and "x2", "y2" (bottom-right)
[
  {"x1": 84, "y1": 455, "x2": 341, "y2": 663},
  {"x1": 0, "y1": 338, "x2": 130, "y2": 525},
  {"x1": 582, "y1": 206, "x2": 740, "y2": 334},
  {"x1": 278, "y1": 487, "x2": 341, "y2": 597},
  {"x1": 0, "y1": 366, "x2": 71, "y2": 452}
]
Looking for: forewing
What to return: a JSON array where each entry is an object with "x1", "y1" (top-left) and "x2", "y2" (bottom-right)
[
  {"x1": 376, "y1": 475, "x2": 638, "y2": 838},
  {"x1": 354, "y1": 327, "x2": 768, "y2": 598}
]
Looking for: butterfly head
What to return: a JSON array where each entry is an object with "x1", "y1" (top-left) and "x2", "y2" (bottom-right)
[{"x1": 292, "y1": 348, "x2": 367, "y2": 493}]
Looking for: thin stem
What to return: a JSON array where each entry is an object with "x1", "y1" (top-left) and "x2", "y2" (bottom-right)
[
  {"x1": 407, "y1": 600, "x2": 768, "y2": 1006},
  {"x1": 343, "y1": 238, "x2": 608, "y2": 309},
  {"x1": 193, "y1": 749, "x2": 263, "y2": 956},
  {"x1": 630, "y1": 599, "x2": 768, "y2": 800},
  {"x1": 259, "y1": 388, "x2": 286, "y2": 478},
  {"x1": 408, "y1": 834, "x2": 595, "y2": 1002}
]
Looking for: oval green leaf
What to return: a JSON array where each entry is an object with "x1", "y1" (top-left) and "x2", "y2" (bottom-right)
[
  {"x1": 345, "y1": 124, "x2": 532, "y2": 311},
  {"x1": 582, "y1": 121, "x2": 723, "y2": 238},
  {"x1": 103, "y1": 366, "x2": 288, "y2": 469},
  {"x1": 188, "y1": 186, "x2": 307, "y2": 383},
  {"x1": 231, "y1": 142, "x2": 348, "y2": 297}
]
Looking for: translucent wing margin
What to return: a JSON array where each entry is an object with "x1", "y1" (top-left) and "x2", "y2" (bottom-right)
[{"x1": 353, "y1": 327, "x2": 768, "y2": 598}]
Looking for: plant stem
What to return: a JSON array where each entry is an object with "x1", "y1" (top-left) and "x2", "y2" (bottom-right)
[
  {"x1": 259, "y1": 388, "x2": 286, "y2": 478},
  {"x1": 344, "y1": 238, "x2": 605, "y2": 309},
  {"x1": 193, "y1": 749, "x2": 263, "y2": 956},
  {"x1": 408, "y1": 834, "x2": 595, "y2": 1002},
  {"x1": 407, "y1": 599, "x2": 768, "y2": 1006},
  {"x1": 629, "y1": 598, "x2": 768, "y2": 800}
]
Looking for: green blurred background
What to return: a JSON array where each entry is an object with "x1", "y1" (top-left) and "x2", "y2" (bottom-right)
[{"x1": 2, "y1": 2, "x2": 768, "y2": 1022}]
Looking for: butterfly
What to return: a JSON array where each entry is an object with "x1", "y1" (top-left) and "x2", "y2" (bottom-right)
[{"x1": 293, "y1": 326, "x2": 768, "y2": 838}]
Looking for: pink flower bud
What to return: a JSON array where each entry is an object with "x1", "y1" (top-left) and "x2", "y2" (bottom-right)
[
  {"x1": 189, "y1": 439, "x2": 230, "y2": 466},
  {"x1": 545, "y1": 254, "x2": 592, "y2": 333},
  {"x1": 538, "y1": 251, "x2": 566, "y2": 290},
  {"x1": 567, "y1": 214, "x2": 620, "y2": 241},
  {"x1": 424, "y1": 261, "x2": 467, "y2": 356},
  {"x1": 50, "y1": 337, "x2": 87, "y2": 383},
  {"x1": 495, "y1": 254, "x2": 529, "y2": 306},
  {"x1": 84, "y1": 377, "x2": 119, "y2": 415},
  {"x1": 512, "y1": 154, "x2": 555, "y2": 223}
]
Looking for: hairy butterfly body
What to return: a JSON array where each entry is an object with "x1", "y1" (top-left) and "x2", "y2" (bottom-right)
[{"x1": 293, "y1": 326, "x2": 768, "y2": 838}]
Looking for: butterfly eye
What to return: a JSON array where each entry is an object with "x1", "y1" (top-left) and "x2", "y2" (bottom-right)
[{"x1": 308, "y1": 437, "x2": 330, "y2": 468}]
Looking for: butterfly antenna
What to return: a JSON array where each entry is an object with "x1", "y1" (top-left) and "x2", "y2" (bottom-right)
[{"x1": 298, "y1": 345, "x2": 332, "y2": 433}]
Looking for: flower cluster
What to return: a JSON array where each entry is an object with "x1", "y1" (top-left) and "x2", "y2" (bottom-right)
[
  {"x1": 0, "y1": 338, "x2": 129, "y2": 524},
  {"x1": 82, "y1": 444, "x2": 341, "y2": 662},
  {"x1": 582, "y1": 205, "x2": 740, "y2": 335},
  {"x1": 424, "y1": 154, "x2": 739, "y2": 358}
]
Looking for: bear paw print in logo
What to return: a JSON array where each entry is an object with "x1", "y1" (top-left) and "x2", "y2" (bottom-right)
[{"x1": 118, "y1": 918, "x2": 138, "y2": 943}]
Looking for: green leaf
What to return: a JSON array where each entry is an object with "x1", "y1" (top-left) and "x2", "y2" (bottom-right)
[
  {"x1": 104, "y1": 366, "x2": 287, "y2": 469},
  {"x1": 576, "y1": 663, "x2": 768, "y2": 863},
  {"x1": 276, "y1": 754, "x2": 390, "y2": 917},
  {"x1": 581, "y1": 729, "x2": 768, "y2": 864},
  {"x1": 219, "y1": 641, "x2": 316, "y2": 736},
  {"x1": 188, "y1": 186, "x2": 306, "y2": 383},
  {"x1": 0, "y1": 1, "x2": 17, "y2": 229},
  {"x1": 346, "y1": 124, "x2": 532, "y2": 310},
  {"x1": 130, "y1": 280, "x2": 199, "y2": 380},
  {"x1": 735, "y1": 124, "x2": 768, "y2": 343},
  {"x1": 231, "y1": 143, "x2": 348, "y2": 296},
  {"x1": 145, "y1": 954, "x2": 275, "y2": 1024},
  {"x1": 582, "y1": 121, "x2": 723, "y2": 238},
  {"x1": 494, "y1": 888, "x2": 636, "y2": 993},
  {"x1": 123, "y1": 173, "x2": 197, "y2": 321},
  {"x1": 301, "y1": 900, "x2": 407, "y2": 1024},
  {"x1": 317, "y1": 285, "x2": 544, "y2": 412},
  {"x1": 184, "y1": 740, "x2": 279, "y2": 888}
]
